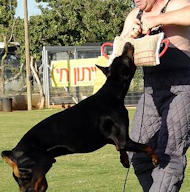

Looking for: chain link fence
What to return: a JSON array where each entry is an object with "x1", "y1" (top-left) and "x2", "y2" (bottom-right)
[
  {"x1": 0, "y1": 44, "x2": 144, "y2": 110},
  {"x1": 42, "y1": 45, "x2": 144, "y2": 108}
]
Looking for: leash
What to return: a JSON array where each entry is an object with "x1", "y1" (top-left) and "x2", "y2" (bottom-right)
[
  {"x1": 121, "y1": 83, "x2": 146, "y2": 192},
  {"x1": 122, "y1": 165, "x2": 131, "y2": 192}
]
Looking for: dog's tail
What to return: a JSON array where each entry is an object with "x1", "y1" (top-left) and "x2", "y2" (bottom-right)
[{"x1": 1, "y1": 150, "x2": 13, "y2": 159}]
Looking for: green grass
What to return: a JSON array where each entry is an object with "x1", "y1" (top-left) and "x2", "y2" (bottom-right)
[{"x1": 0, "y1": 109, "x2": 189, "y2": 192}]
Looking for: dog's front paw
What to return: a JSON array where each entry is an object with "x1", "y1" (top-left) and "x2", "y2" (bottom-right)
[
  {"x1": 152, "y1": 154, "x2": 160, "y2": 166},
  {"x1": 145, "y1": 146, "x2": 160, "y2": 166}
]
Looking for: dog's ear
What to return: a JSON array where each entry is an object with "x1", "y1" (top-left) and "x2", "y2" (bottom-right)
[
  {"x1": 95, "y1": 64, "x2": 109, "y2": 76},
  {"x1": 1, "y1": 150, "x2": 21, "y2": 178},
  {"x1": 122, "y1": 42, "x2": 134, "y2": 60}
]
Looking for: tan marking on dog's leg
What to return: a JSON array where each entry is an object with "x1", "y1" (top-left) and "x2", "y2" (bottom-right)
[
  {"x1": 152, "y1": 153, "x2": 160, "y2": 166},
  {"x1": 34, "y1": 176, "x2": 46, "y2": 192},
  {"x1": 145, "y1": 146, "x2": 160, "y2": 166}
]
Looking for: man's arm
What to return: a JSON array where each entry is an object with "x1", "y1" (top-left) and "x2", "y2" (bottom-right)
[
  {"x1": 142, "y1": 0, "x2": 190, "y2": 33},
  {"x1": 159, "y1": 5, "x2": 190, "y2": 26},
  {"x1": 120, "y1": 8, "x2": 142, "y2": 38}
]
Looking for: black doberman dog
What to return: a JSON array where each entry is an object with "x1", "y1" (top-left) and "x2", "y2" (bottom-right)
[{"x1": 1, "y1": 42, "x2": 159, "y2": 192}]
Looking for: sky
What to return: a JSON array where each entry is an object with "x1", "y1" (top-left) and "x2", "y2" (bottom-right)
[{"x1": 16, "y1": 0, "x2": 42, "y2": 18}]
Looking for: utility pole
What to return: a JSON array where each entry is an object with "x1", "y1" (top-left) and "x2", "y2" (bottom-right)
[
  {"x1": 0, "y1": 36, "x2": 7, "y2": 97},
  {"x1": 23, "y1": 0, "x2": 32, "y2": 110}
]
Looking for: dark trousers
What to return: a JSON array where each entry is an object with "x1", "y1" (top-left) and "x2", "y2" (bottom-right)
[{"x1": 130, "y1": 83, "x2": 190, "y2": 192}]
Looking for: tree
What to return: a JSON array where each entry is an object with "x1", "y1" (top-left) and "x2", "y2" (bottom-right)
[
  {"x1": 0, "y1": 0, "x2": 17, "y2": 96},
  {"x1": 9, "y1": 0, "x2": 133, "y2": 108},
  {"x1": 11, "y1": 0, "x2": 133, "y2": 63},
  {"x1": 27, "y1": 0, "x2": 133, "y2": 60}
]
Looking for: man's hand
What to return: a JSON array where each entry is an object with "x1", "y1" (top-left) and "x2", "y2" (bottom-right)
[
  {"x1": 127, "y1": 18, "x2": 142, "y2": 38},
  {"x1": 141, "y1": 16, "x2": 161, "y2": 34}
]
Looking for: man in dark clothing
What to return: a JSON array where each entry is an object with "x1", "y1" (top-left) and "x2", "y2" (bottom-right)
[{"x1": 121, "y1": 0, "x2": 190, "y2": 191}]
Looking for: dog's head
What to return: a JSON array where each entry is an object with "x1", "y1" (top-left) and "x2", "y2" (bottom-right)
[
  {"x1": 2, "y1": 150, "x2": 55, "y2": 192},
  {"x1": 97, "y1": 42, "x2": 136, "y2": 81}
]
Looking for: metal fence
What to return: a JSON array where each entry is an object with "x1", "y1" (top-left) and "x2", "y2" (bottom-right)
[
  {"x1": 42, "y1": 45, "x2": 143, "y2": 108},
  {"x1": 0, "y1": 44, "x2": 143, "y2": 110}
]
